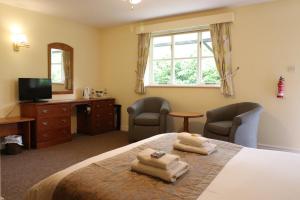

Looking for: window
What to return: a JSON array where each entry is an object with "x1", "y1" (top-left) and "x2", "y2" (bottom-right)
[
  {"x1": 51, "y1": 49, "x2": 65, "y2": 84},
  {"x1": 146, "y1": 30, "x2": 220, "y2": 87}
]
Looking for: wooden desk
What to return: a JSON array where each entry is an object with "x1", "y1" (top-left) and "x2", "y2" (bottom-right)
[
  {"x1": 169, "y1": 112, "x2": 204, "y2": 132},
  {"x1": 20, "y1": 98, "x2": 115, "y2": 148},
  {"x1": 0, "y1": 117, "x2": 35, "y2": 149}
]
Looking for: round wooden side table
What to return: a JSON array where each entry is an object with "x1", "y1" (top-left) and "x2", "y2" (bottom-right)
[{"x1": 169, "y1": 112, "x2": 204, "y2": 132}]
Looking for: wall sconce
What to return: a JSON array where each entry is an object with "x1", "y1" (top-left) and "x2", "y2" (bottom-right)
[{"x1": 11, "y1": 33, "x2": 30, "y2": 52}]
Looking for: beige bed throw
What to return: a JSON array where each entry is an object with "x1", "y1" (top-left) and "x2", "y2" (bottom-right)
[{"x1": 53, "y1": 134, "x2": 241, "y2": 200}]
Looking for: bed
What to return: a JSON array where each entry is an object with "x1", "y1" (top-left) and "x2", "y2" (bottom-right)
[{"x1": 26, "y1": 133, "x2": 300, "y2": 200}]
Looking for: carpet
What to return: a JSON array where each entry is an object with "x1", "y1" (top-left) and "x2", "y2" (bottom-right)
[{"x1": 1, "y1": 131, "x2": 129, "y2": 200}]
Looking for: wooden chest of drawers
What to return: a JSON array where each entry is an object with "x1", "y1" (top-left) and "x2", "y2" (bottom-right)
[
  {"x1": 21, "y1": 103, "x2": 72, "y2": 148},
  {"x1": 77, "y1": 99, "x2": 115, "y2": 135}
]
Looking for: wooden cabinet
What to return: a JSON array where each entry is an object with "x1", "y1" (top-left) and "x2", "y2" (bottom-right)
[
  {"x1": 78, "y1": 99, "x2": 115, "y2": 135},
  {"x1": 21, "y1": 103, "x2": 72, "y2": 148},
  {"x1": 20, "y1": 98, "x2": 115, "y2": 148}
]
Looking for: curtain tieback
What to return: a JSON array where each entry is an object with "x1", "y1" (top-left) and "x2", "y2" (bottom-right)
[{"x1": 220, "y1": 66, "x2": 240, "y2": 81}]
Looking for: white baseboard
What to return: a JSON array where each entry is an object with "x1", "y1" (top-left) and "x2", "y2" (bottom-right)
[
  {"x1": 258, "y1": 143, "x2": 300, "y2": 153},
  {"x1": 121, "y1": 125, "x2": 128, "y2": 132}
]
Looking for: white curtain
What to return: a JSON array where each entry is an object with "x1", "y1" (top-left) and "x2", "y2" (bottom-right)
[
  {"x1": 135, "y1": 33, "x2": 151, "y2": 95},
  {"x1": 210, "y1": 22, "x2": 234, "y2": 96}
]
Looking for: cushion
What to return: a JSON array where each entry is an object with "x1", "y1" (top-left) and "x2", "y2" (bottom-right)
[
  {"x1": 134, "y1": 113, "x2": 160, "y2": 126},
  {"x1": 143, "y1": 98, "x2": 163, "y2": 113},
  {"x1": 206, "y1": 121, "x2": 233, "y2": 136}
]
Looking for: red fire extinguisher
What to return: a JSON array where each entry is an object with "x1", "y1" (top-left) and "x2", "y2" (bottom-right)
[{"x1": 277, "y1": 76, "x2": 285, "y2": 98}]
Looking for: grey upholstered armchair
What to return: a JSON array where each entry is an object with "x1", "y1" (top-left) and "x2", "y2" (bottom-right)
[
  {"x1": 203, "y1": 102, "x2": 263, "y2": 148},
  {"x1": 127, "y1": 97, "x2": 170, "y2": 143}
]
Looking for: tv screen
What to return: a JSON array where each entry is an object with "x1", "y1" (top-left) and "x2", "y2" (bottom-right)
[{"x1": 19, "y1": 78, "x2": 52, "y2": 101}]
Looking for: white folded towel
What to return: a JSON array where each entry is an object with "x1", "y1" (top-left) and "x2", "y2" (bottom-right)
[
  {"x1": 177, "y1": 132, "x2": 209, "y2": 148},
  {"x1": 131, "y1": 159, "x2": 189, "y2": 183},
  {"x1": 174, "y1": 140, "x2": 217, "y2": 155},
  {"x1": 137, "y1": 148, "x2": 180, "y2": 170}
]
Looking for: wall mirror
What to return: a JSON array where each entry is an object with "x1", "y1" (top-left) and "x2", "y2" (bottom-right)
[{"x1": 48, "y1": 43, "x2": 73, "y2": 94}]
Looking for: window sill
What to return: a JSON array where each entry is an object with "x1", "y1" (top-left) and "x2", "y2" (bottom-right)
[
  {"x1": 52, "y1": 83, "x2": 65, "y2": 85},
  {"x1": 145, "y1": 84, "x2": 220, "y2": 88}
]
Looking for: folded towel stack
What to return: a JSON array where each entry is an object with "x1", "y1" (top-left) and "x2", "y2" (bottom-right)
[
  {"x1": 174, "y1": 132, "x2": 217, "y2": 155},
  {"x1": 131, "y1": 148, "x2": 189, "y2": 183}
]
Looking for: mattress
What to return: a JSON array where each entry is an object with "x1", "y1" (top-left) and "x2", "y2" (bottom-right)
[{"x1": 26, "y1": 133, "x2": 300, "y2": 200}]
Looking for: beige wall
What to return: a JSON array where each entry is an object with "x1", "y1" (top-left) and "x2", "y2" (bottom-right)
[
  {"x1": 1, "y1": 0, "x2": 300, "y2": 151},
  {"x1": 99, "y1": 0, "x2": 300, "y2": 151},
  {"x1": 0, "y1": 4, "x2": 104, "y2": 132}
]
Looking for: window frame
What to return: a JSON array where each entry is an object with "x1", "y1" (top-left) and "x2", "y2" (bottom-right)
[{"x1": 146, "y1": 29, "x2": 220, "y2": 88}]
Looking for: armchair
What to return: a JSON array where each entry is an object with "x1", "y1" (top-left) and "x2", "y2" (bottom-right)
[
  {"x1": 127, "y1": 97, "x2": 170, "y2": 143},
  {"x1": 204, "y1": 102, "x2": 263, "y2": 148}
]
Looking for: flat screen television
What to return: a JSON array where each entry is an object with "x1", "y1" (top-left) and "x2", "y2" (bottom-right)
[{"x1": 19, "y1": 78, "x2": 52, "y2": 102}]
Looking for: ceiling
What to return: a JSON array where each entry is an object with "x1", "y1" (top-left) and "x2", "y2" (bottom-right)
[{"x1": 0, "y1": 0, "x2": 273, "y2": 27}]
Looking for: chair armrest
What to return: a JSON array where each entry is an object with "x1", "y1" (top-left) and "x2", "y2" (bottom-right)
[
  {"x1": 230, "y1": 106, "x2": 263, "y2": 147},
  {"x1": 233, "y1": 107, "x2": 263, "y2": 126},
  {"x1": 127, "y1": 100, "x2": 143, "y2": 116},
  {"x1": 160, "y1": 101, "x2": 170, "y2": 115}
]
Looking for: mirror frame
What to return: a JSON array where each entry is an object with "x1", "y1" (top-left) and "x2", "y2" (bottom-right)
[{"x1": 48, "y1": 42, "x2": 74, "y2": 95}]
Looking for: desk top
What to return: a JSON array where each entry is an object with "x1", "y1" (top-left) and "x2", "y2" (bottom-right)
[
  {"x1": 169, "y1": 112, "x2": 204, "y2": 118},
  {"x1": 19, "y1": 97, "x2": 114, "y2": 106},
  {"x1": 0, "y1": 117, "x2": 35, "y2": 125}
]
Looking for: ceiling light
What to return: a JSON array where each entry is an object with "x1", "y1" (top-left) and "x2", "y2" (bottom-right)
[
  {"x1": 129, "y1": 0, "x2": 141, "y2": 4},
  {"x1": 128, "y1": 0, "x2": 142, "y2": 9}
]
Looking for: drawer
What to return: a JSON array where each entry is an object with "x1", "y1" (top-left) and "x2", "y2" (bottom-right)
[
  {"x1": 94, "y1": 111, "x2": 114, "y2": 119},
  {"x1": 37, "y1": 117, "x2": 71, "y2": 132},
  {"x1": 37, "y1": 104, "x2": 71, "y2": 118},
  {"x1": 93, "y1": 118, "x2": 114, "y2": 130},
  {"x1": 93, "y1": 113, "x2": 114, "y2": 125},
  {"x1": 92, "y1": 100, "x2": 114, "y2": 109},
  {"x1": 37, "y1": 127, "x2": 70, "y2": 142}
]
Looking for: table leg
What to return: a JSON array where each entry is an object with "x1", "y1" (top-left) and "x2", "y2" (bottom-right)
[
  {"x1": 20, "y1": 122, "x2": 31, "y2": 149},
  {"x1": 183, "y1": 117, "x2": 189, "y2": 132},
  {"x1": 26, "y1": 122, "x2": 31, "y2": 149}
]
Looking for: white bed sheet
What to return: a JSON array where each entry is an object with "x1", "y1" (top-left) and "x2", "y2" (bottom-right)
[
  {"x1": 26, "y1": 133, "x2": 300, "y2": 200},
  {"x1": 198, "y1": 148, "x2": 300, "y2": 200}
]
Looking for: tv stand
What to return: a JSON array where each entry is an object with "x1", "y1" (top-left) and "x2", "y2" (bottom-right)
[{"x1": 20, "y1": 98, "x2": 115, "y2": 148}]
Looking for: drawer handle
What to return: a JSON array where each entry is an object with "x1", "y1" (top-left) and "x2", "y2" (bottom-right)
[
  {"x1": 42, "y1": 122, "x2": 48, "y2": 126},
  {"x1": 62, "y1": 107, "x2": 67, "y2": 111},
  {"x1": 42, "y1": 109, "x2": 48, "y2": 114},
  {"x1": 61, "y1": 119, "x2": 67, "y2": 123}
]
